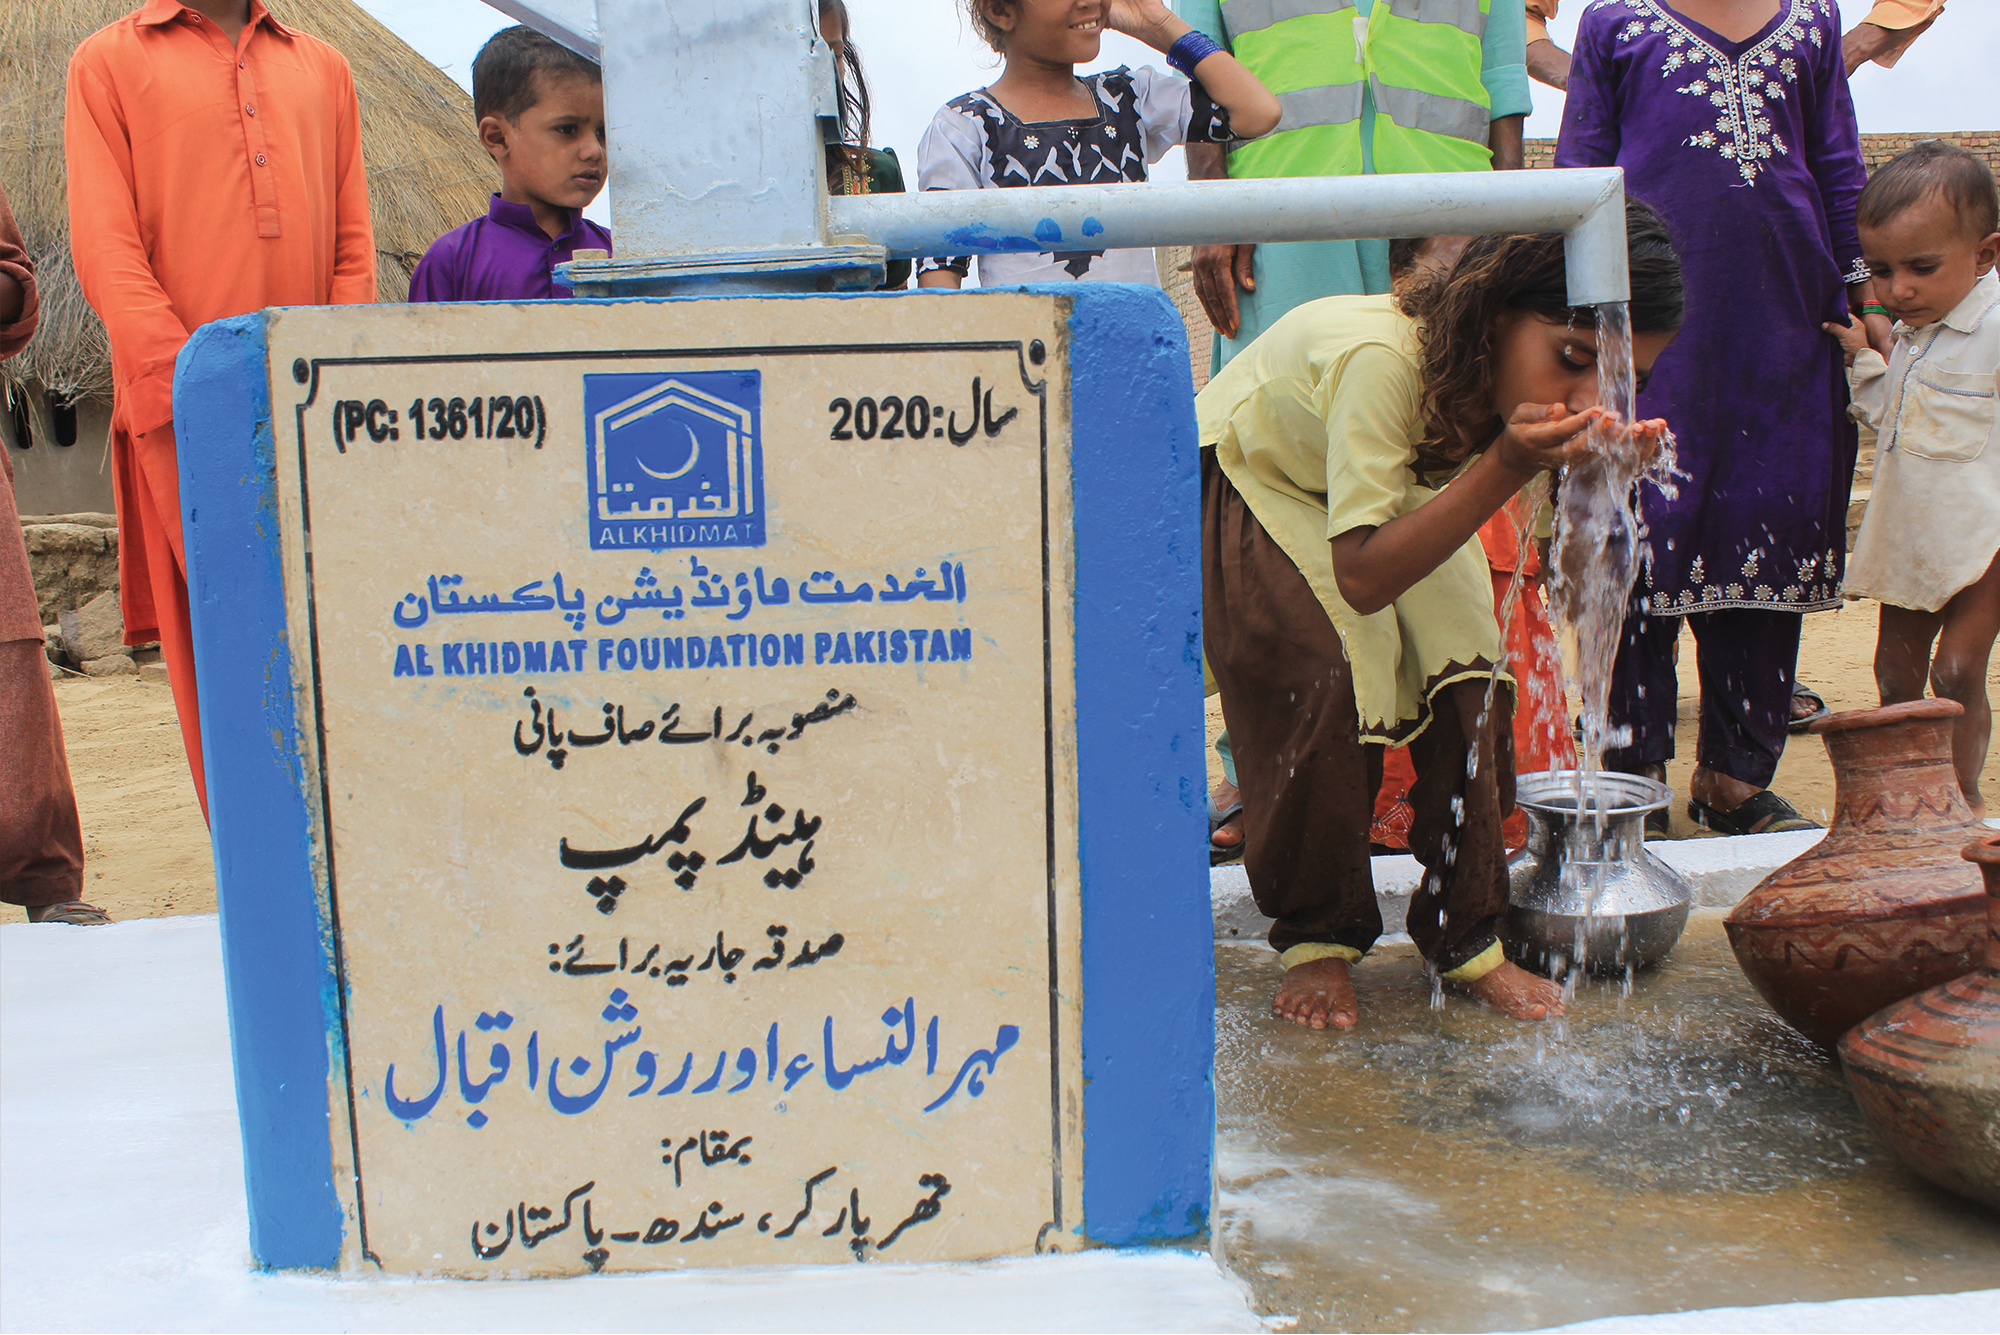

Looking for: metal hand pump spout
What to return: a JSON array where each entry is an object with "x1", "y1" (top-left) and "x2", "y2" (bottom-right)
[{"x1": 485, "y1": 0, "x2": 1631, "y2": 306}]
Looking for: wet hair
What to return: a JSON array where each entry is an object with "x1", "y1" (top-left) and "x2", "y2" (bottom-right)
[
  {"x1": 472, "y1": 25, "x2": 602, "y2": 123},
  {"x1": 1856, "y1": 141, "x2": 1999, "y2": 240},
  {"x1": 819, "y1": 0, "x2": 874, "y2": 150},
  {"x1": 1395, "y1": 198, "x2": 1684, "y2": 470},
  {"x1": 964, "y1": 0, "x2": 1017, "y2": 52}
]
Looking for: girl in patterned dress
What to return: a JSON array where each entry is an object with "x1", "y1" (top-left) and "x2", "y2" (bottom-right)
[
  {"x1": 1557, "y1": 0, "x2": 1894, "y2": 835},
  {"x1": 915, "y1": 0, "x2": 1278, "y2": 288}
]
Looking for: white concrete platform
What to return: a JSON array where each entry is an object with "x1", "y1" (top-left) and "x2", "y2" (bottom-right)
[
  {"x1": 1215, "y1": 828, "x2": 1832, "y2": 941},
  {"x1": 0, "y1": 916, "x2": 1261, "y2": 1335},
  {"x1": 4, "y1": 913, "x2": 1994, "y2": 1334}
]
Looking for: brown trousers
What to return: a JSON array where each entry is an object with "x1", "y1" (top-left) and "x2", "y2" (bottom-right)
[
  {"x1": 0, "y1": 639, "x2": 84, "y2": 906},
  {"x1": 1201, "y1": 452, "x2": 1515, "y2": 972}
]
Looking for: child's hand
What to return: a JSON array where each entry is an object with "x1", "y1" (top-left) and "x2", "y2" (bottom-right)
[
  {"x1": 1106, "y1": 0, "x2": 1187, "y2": 47},
  {"x1": 1626, "y1": 416, "x2": 1670, "y2": 468},
  {"x1": 1823, "y1": 314, "x2": 1871, "y2": 365},
  {"x1": 1492, "y1": 403, "x2": 1605, "y2": 476}
]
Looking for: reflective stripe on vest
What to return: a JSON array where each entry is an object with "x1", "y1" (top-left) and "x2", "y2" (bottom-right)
[
  {"x1": 1220, "y1": 0, "x2": 1343, "y2": 32},
  {"x1": 1365, "y1": 0, "x2": 1493, "y2": 174},
  {"x1": 1223, "y1": 0, "x2": 1494, "y2": 179}
]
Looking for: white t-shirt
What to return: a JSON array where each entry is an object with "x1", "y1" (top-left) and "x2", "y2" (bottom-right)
[{"x1": 915, "y1": 65, "x2": 1242, "y2": 287}]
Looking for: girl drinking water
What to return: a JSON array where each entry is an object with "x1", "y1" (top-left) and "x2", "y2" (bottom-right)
[
  {"x1": 915, "y1": 0, "x2": 1278, "y2": 287},
  {"x1": 1200, "y1": 204, "x2": 1683, "y2": 1029}
]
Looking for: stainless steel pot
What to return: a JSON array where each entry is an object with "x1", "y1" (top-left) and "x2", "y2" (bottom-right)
[{"x1": 1505, "y1": 770, "x2": 1693, "y2": 977}]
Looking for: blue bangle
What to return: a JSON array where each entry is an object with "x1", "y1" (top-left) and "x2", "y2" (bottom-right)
[{"x1": 1167, "y1": 30, "x2": 1224, "y2": 77}]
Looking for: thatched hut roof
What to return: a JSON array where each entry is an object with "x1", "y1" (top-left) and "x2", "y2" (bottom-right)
[{"x1": 0, "y1": 0, "x2": 499, "y2": 405}]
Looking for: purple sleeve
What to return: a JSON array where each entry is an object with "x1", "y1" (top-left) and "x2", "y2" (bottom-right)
[
  {"x1": 1804, "y1": 24, "x2": 1869, "y2": 287},
  {"x1": 407, "y1": 232, "x2": 460, "y2": 303},
  {"x1": 1553, "y1": 9, "x2": 1619, "y2": 169}
]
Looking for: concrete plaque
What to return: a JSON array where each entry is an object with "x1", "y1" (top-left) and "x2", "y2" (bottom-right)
[{"x1": 175, "y1": 288, "x2": 1211, "y2": 1274}]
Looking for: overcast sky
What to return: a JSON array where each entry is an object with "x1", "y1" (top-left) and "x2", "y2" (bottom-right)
[{"x1": 358, "y1": 0, "x2": 1999, "y2": 226}]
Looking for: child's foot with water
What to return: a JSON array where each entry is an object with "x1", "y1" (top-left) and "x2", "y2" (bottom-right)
[
  {"x1": 1272, "y1": 957, "x2": 1359, "y2": 1029},
  {"x1": 1458, "y1": 960, "x2": 1567, "y2": 1020}
]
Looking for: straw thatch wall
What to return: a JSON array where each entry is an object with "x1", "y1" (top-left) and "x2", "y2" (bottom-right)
[{"x1": 0, "y1": 0, "x2": 500, "y2": 410}]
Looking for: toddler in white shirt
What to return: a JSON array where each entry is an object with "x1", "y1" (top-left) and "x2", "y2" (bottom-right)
[{"x1": 1831, "y1": 141, "x2": 2000, "y2": 815}]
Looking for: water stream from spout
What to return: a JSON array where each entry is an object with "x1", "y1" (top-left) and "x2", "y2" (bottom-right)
[{"x1": 1541, "y1": 302, "x2": 1676, "y2": 983}]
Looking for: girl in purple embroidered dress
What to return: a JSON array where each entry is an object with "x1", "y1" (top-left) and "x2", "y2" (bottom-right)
[{"x1": 1557, "y1": 0, "x2": 1892, "y2": 834}]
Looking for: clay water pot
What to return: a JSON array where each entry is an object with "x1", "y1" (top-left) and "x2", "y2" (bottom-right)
[
  {"x1": 1838, "y1": 837, "x2": 2000, "y2": 1211},
  {"x1": 1724, "y1": 700, "x2": 1986, "y2": 1049}
]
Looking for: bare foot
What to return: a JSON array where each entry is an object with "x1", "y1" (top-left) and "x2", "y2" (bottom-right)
[
  {"x1": 1272, "y1": 956, "x2": 1359, "y2": 1030},
  {"x1": 1459, "y1": 960, "x2": 1566, "y2": 1020}
]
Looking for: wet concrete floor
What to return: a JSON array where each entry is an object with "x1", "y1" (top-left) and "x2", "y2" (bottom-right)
[{"x1": 1212, "y1": 911, "x2": 2000, "y2": 1332}]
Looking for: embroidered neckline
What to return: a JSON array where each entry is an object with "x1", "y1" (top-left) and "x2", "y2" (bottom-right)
[{"x1": 1610, "y1": 0, "x2": 1834, "y2": 185}]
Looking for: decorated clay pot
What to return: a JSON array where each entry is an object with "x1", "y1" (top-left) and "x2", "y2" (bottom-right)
[
  {"x1": 1724, "y1": 700, "x2": 1986, "y2": 1049},
  {"x1": 1838, "y1": 837, "x2": 2000, "y2": 1210}
]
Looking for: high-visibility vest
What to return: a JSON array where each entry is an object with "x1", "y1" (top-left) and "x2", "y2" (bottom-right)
[{"x1": 1221, "y1": 0, "x2": 1494, "y2": 180}]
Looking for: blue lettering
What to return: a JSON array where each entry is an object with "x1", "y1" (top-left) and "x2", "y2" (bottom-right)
[
  {"x1": 569, "y1": 639, "x2": 588, "y2": 669},
  {"x1": 394, "y1": 644, "x2": 415, "y2": 678},
  {"x1": 661, "y1": 637, "x2": 685, "y2": 669},
  {"x1": 908, "y1": 630, "x2": 927, "y2": 663},
  {"x1": 597, "y1": 639, "x2": 615, "y2": 672},
  {"x1": 830, "y1": 633, "x2": 853, "y2": 665},
  {"x1": 639, "y1": 638, "x2": 661, "y2": 670},
  {"x1": 524, "y1": 641, "x2": 548, "y2": 673},
  {"x1": 549, "y1": 640, "x2": 571, "y2": 672},
  {"x1": 814, "y1": 632, "x2": 832, "y2": 665},
  {"x1": 856, "y1": 631, "x2": 877, "y2": 663},
  {"x1": 443, "y1": 644, "x2": 466, "y2": 675},
  {"x1": 501, "y1": 642, "x2": 523, "y2": 673},
  {"x1": 616, "y1": 638, "x2": 638, "y2": 671},
  {"x1": 783, "y1": 633, "x2": 804, "y2": 665},
  {"x1": 889, "y1": 629, "x2": 908, "y2": 663},
  {"x1": 707, "y1": 635, "x2": 727, "y2": 667},
  {"x1": 760, "y1": 633, "x2": 780, "y2": 666},
  {"x1": 466, "y1": 642, "x2": 487, "y2": 674},
  {"x1": 726, "y1": 633, "x2": 746, "y2": 667},
  {"x1": 950, "y1": 628, "x2": 972, "y2": 661},
  {"x1": 687, "y1": 636, "x2": 707, "y2": 668},
  {"x1": 929, "y1": 630, "x2": 949, "y2": 662},
  {"x1": 415, "y1": 644, "x2": 435, "y2": 676}
]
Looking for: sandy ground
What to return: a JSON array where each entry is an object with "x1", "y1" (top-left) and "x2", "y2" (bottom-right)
[
  {"x1": 31, "y1": 601, "x2": 2000, "y2": 924},
  {"x1": 47, "y1": 670, "x2": 215, "y2": 921},
  {"x1": 1202, "y1": 601, "x2": 2000, "y2": 836}
]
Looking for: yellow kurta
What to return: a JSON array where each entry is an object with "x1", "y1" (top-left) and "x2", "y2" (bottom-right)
[{"x1": 1199, "y1": 294, "x2": 1503, "y2": 745}]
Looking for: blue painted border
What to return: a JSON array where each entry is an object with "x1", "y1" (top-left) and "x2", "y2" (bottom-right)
[
  {"x1": 176, "y1": 313, "x2": 346, "y2": 1268},
  {"x1": 1063, "y1": 284, "x2": 1213, "y2": 1246},
  {"x1": 173, "y1": 286, "x2": 1212, "y2": 1265}
]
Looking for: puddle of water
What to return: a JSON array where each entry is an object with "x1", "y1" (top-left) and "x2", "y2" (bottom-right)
[{"x1": 1213, "y1": 913, "x2": 2000, "y2": 1333}]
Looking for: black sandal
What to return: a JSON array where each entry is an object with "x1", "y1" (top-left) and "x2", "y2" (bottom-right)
[
  {"x1": 1208, "y1": 798, "x2": 1246, "y2": 866},
  {"x1": 1687, "y1": 790, "x2": 1822, "y2": 835},
  {"x1": 1788, "y1": 683, "x2": 1830, "y2": 734},
  {"x1": 25, "y1": 900, "x2": 112, "y2": 925}
]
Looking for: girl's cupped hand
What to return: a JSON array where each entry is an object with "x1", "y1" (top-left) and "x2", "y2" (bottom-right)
[{"x1": 1493, "y1": 403, "x2": 1668, "y2": 476}]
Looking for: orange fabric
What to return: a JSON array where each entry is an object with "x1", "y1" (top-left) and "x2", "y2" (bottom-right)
[
  {"x1": 131, "y1": 425, "x2": 207, "y2": 821},
  {"x1": 64, "y1": 0, "x2": 374, "y2": 811},
  {"x1": 1861, "y1": 0, "x2": 1943, "y2": 30},
  {"x1": 1371, "y1": 506, "x2": 1571, "y2": 852}
]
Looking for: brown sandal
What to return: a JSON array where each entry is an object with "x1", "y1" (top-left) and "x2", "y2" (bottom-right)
[{"x1": 25, "y1": 901, "x2": 113, "y2": 925}]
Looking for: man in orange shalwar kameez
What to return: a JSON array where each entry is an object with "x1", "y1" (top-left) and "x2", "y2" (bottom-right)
[{"x1": 66, "y1": 0, "x2": 374, "y2": 816}]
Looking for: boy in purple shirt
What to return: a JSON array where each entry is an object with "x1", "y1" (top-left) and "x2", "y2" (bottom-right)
[{"x1": 410, "y1": 26, "x2": 610, "y2": 301}]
